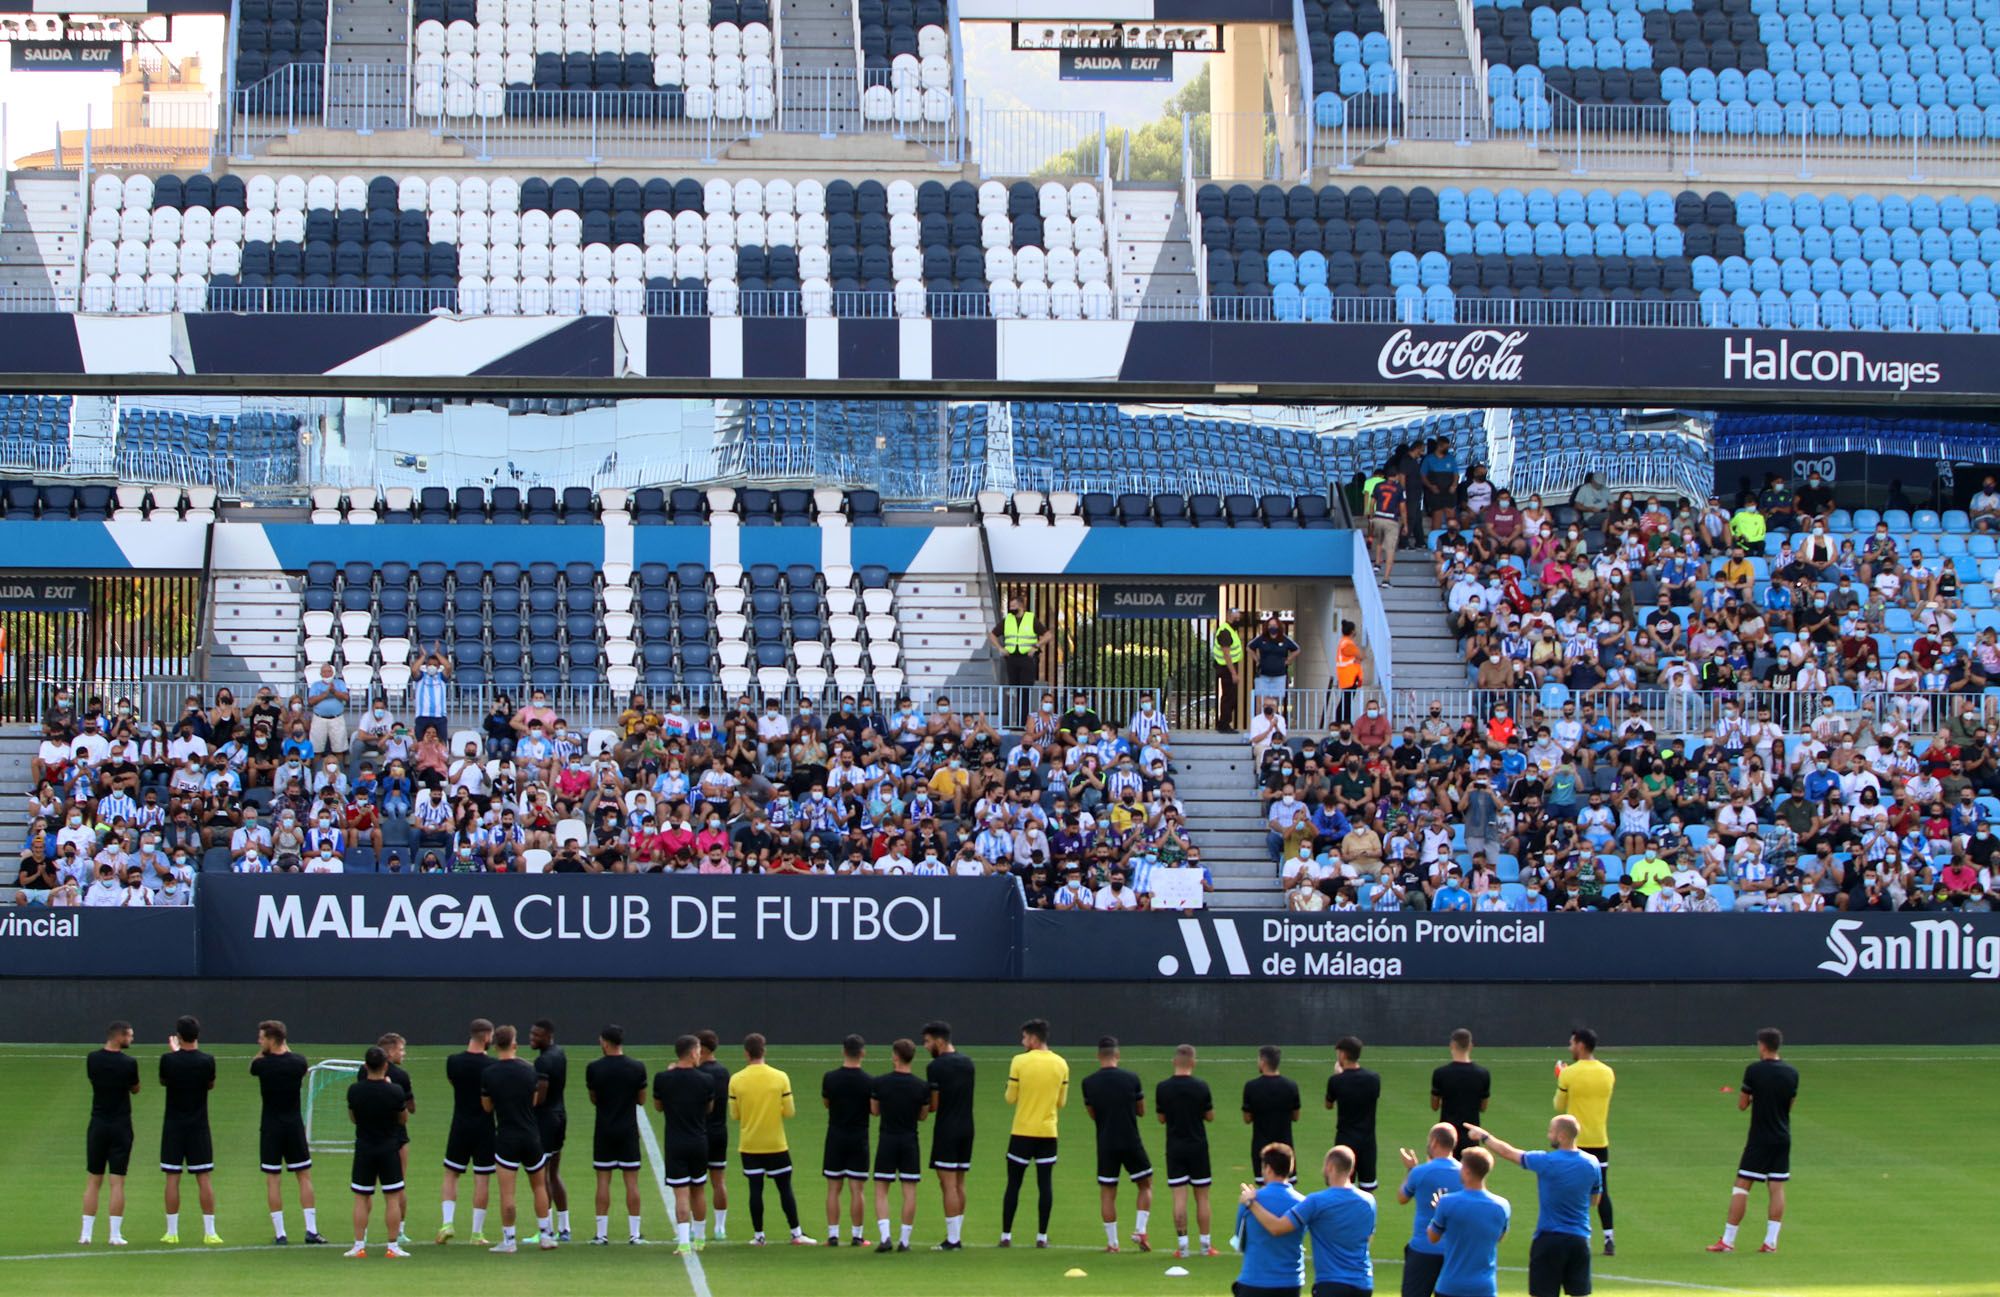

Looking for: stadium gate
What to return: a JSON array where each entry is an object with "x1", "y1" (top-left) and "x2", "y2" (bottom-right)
[{"x1": 0, "y1": 572, "x2": 203, "y2": 722}]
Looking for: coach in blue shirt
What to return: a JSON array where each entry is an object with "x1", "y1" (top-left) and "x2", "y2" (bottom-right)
[
  {"x1": 1465, "y1": 1117, "x2": 1601, "y2": 1297},
  {"x1": 1396, "y1": 1123, "x2": 1461, "y2": 1297},
  {"x1": 1426, "y1": 1147, "x2": 1510, "y2": 1297},
  {"x1": 1243, "y1": 1144, "x2": 1376, "y2": 1297},
  {"x1": 1234, "y1": 1143, "x2": 1307, "y2": 1297}
]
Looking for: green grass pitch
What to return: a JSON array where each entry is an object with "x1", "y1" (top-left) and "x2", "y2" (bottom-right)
[{"x1": 2, "y1": 1039, "x2": 1987, "y2": 1297}]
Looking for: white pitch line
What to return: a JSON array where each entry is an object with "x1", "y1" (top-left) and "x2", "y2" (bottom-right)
[
  {"x1": 636, "y1": 1100, "x2": 712, "y2": 1297},
  {"x1": 0, "y1": 1243, "x2": 295, "y2": 1262}
]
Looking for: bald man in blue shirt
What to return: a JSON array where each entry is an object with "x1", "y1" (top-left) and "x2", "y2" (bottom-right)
[
  {"x1": 1242, "y1": 1144, "x2": 1376, "y2": 1297},
  {"x1": 1466, "y1": 1116, "x2": 1601, "y2": 1297}
]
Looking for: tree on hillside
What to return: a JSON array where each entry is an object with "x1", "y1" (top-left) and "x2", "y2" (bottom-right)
[{"x1": 1034, "y1": 65, "x2": 1212, "y2": 182}]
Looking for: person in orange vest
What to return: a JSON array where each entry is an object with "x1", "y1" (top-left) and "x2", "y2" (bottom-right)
[{"x1": 1335, "y1": 621, "x2": 1365, "y2": 724}]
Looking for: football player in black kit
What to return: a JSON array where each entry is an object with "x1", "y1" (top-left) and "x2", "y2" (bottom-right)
[
  {"x1": 251, "y1": 1019, "x2": 323, "y2": 1244},
  {"x1": 344, "y1": 1046, "x2": 411, "y2": 1259},
  {"x1": 870, "y1": 1038, "x2": 931, "y2": 1253},
  {"x1": 585, "y1": 1024, "x2": 648, "y2": 1245},
  {"x1": 374, "y1": 1033, "x2": 416, "y2": 1245},
  {"x1": 696, "y1": 1028, "x2": 732, "y2": 1240},
  {"x1": 1241, "y1": 1045, "x2": 1302, "y2": 1181},
  {"x1": 158, "y1": 1015, "x2": 221, "y2": 1246},
  {"x1": 822, "y1": 1034, "x2": 873, "y2": 1246},
  {"x1": 1325, "y1": 1036, "x2": 1383, "y2": 1192},
  {"x1": 1155, "y1": 1042, "x2": 1217, "y2": 1259},
  {"x1": 922, "y1": 1020, "x2": 975, "y2": 1251},
  {"x1": 80, "y1": 1020, "x2": 139, "y2": 1246},
  {"x1": 437, "y1": 1017, "x2": 495, "y2": 1245},
  {"x1": 481, "y1": 1023, "x2": 556, "y2": 1253},
  {"x1": 1080, "y1": 1035, "x2": 1154, "y2": 1254},
  {"x1": 655, "y1": 1033, "x2": 720, "y2": 1253},
  {"x1": 530, "y1": 1019, "x2": 571, "y2": 1241}
]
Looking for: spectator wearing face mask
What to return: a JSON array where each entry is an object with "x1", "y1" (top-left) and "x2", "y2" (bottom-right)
[{"x1": 304, "y1": 663, "x2": 351, "y2": 758}]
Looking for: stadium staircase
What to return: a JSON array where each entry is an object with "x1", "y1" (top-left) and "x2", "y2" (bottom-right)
[
  {"x1": 325, "y1": 0, "x2": 413, "y2": 131},
  {"x1": 1379, "y1": 547, "x2": 1462, "y2": 705},
  {"x1": 209, "y1": 574, "x2": 310, "y2": 690},
  {"x1": 1393, "y1": 0, "x2": 1483, "y2": 141},
  {"x1": 0, "y1": 171, "x2": 79, "y2": 304},
  {"x1": 0, "y1": 726, "x2": 35, "y2": 885},
  {"x1": 1171, "y1": 731, "x2": 1280, "y2": 909},
  {"x1": 1112, "y1": 185, "x2": 1201, "y2": 317},
  {"x1": 780, "y1": 0, "x2": 862, "y2": 127},
  {"x1": 893, "y1": 574, "x2": 992, "y2": 697}
]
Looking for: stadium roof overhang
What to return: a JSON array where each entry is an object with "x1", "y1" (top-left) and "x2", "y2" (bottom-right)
[{"x1": 1, "y1": 312, "x2": 1994, "y2": 407}]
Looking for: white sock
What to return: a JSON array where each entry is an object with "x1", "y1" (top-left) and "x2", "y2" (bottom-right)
[
  {"x1": 878, "y1": 1218, "x2": 892, "y2": 1243},
  {"x1": 1103, "y1": 1220, "x2": 1118, "y2": 1246},
  {"x1": 472, "y1": 1207, "x2": 486, "y2": 1235},
  {"x1": 1036, "y1": 1232, "x2": 1049, "y2": 1244},
  {"x1": 1179, "y1": 1234, "x2": 1190, "y2": 1251},
  {"x1": 946, "y1": 1214, "x2": 962, "y2": 1243},
  {"x1": 692, "y1": 1218, "x2": 706, "y2": 1240},
  {"x1": 1200, "y1": 1233, "x2": 1211, "y2": 1250},
  {"x1": 80, "y1": 1215, "x2": 95, "y2": 1242},
  {"x1": 828, "y1": 1226, "x2": 840, "y2": 1242},
  {"x1": 714, "y1": 1208, "x2": 727, "y2": 1235},
  {"x1": 1000, "y1": 1231, "x2": 1012, "y2": 1243},
  {"x1": 203, "y1": 1215, "x2": 215, "y2": 1237},
  {"x1": 165, "y1": 1212, "x2": 179, "y2": 1235},
  {"x1": 899, "y1": 1223, "x2": 912, "y2": 1247},
  {"x1": 1722, "y1": 1222, "x2": 1740, "y2": 1246},
  {"x1": 537, "y1": 1215, "x2": 553, "y2": 1237},
  {"x1": 631, "y1": 1215, "x2": 644, "y2": 1241},
  {"x1": 1603, "y1": 1227, "x2": 1613, "y2": 1241},
  {"x1": 851, "y1": 1224, "x2": 865, "y2": 1242},
  {"x1": 503, "y1": 1225, "x2": 516, "y2": 1243},
  {"x1": 442, "y1": 1201, "x2": 456, "y2": 1227},
  {"x1": 271, "y1": 1210, "x2": 285, "y2": 1235},
  {"x1": 1765, "y1": 1220, "x2": 1782, "y2": 1248},
  {"x1": 557, "y1": 1210, "x2": 569, "y2": 1232},
  {"x1": 1135, "y1": 1208, "x2": 1150, "y2": 1234},
  {"x1": 595, "y1": 1214, "x2": 608, "y2": 1240},
  {"x1": 108, "y1": 1216, "x2": 123, "y2": 1242},
  {"x1": 677, "y1": 1221, "x2": 690, "y2": 1245},
  {"x1": 791, "y1": 1226, "x2": 806, "y2": 1240},
  {"x1": 303, "y1": 1207, "x2": 317, "y2": 1233}
]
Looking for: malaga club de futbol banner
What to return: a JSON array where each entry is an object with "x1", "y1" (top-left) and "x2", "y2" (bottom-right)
[{"x1": 197, "y1": 874, "x2": 1024, "y2": 980}]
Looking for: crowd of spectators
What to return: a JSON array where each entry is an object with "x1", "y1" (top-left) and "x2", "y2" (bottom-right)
[{"x1": 11, "y1": 676, "x2": 1215, "y2": 913}]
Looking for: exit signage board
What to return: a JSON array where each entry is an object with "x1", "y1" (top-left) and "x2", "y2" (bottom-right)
[
  {"x1": 1058, "y1": 48, "x2": 1173, "y2": 80},
  {"x1": 9, "y1": 40, "x2": 123, "y2": 70}
]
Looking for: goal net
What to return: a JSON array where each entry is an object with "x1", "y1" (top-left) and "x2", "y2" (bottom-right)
[{"x1": 305, "y1": 1058, "x2": 368, "y2": 1152}]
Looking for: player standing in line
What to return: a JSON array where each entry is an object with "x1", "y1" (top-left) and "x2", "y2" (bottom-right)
[
  {"x1": 1465, "y1": 1117, "x2": 1601, "y2": 1297},
  {"x1": 1325, "y1": 1037, "x2": 1383, "y2": 1192},
  {"x1": 696, "y1": 1028, "x2": 732, "y2": 1240},
  {"x1": 529, "y1": 1019, "x2": 571, "y2": 1242},
  {"x1": 158, "y1": 1015, "x2": 222, "y2": 1246},
  {"x1": 1554, "y1": 1029, "x2": 1616, "y2": 1255},
  {"x1": 251, "y1": 1020, "x2": 323, "y2": 1244},
  {"x1": 1426, "y1": 1148, "x2": 1510, "y2": 1297},
  {"x1": 728, "y1": 1032, "x2": 816, "y2": 1246},
  {"x1": 870, "y1": 1038, "x2": 931, "y2": 1252},
  {"x1": 1708, "y1": 1027, "x2": 1799, "y2": 1255},
  {"x1": 481, "y1": 1023, "x2": 557, "y2": 1254},
  {"x1": 1243, "y1": 1046, "x2": 1302, "y2": 1183},
  {"x1": 1239, "y1": 1145, "x2": 1377, "y2": 1297},
  {"x1": 1430, "y1": 1030, "x2": 1491, "y2": 1155},
  {"x1": 1396, "y1": 1123, "x2": 1462, "y2": 1297},
  {"x1": 80, "y1": 1019, "x2": 139, "y2": 1246},
  {"x1": 1079, "y1": 1035, "x2": 1153, "y2": 1254},
  {"x1": 1231, "y1": 1143, "x2": 1305, "y2": 1297},
  {"x1": 437, "y1": 1017, "x2": 495, "y2": 1245},
  {"x1": 1156, "y1": 1042, "x2": 1218, "y2": 1259},
  {"x1": 922, "y1": 1020, "x2": 975, "y2": 1250},
  {"x1": 822, "y1": 1034, "x2": 873, "y2": 1246},
  {"x1": 655, "y1": 1034, "x2": 720, "y2": 1253},
  {"x1": 585, "y1": 1024, "x2": 649, "y2": 1245},
  {"x1": 377, "y1": 1033, "x2": 415, "y2": 1245},
  {"x1": 344, "y1": 1046, "x2": 411, "y2": 1259},
  {"x1": 999, "y1": 1017, "x2": 1069, "y2": 1248}
]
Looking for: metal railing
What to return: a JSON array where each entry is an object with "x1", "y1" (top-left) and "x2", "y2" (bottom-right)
[
  {"x1": 1185, "y1": 110, "x2": 1297, "y2": 184},
  {"x1": 1350, "y1": 530, "x2": 1394, "y2": 699},
  {"x1": 325, "y1": 63, "x2": 411, "y2": 134},
  {"x1": 967, "y1": 103, "x2": 1108, "y2": 179},
  {"x1": 1307, "y1": 90, "x2": 1400, "y2": 171},
  {"x1": 127, "y1": 286, "x2": 1118, "y2": 322},
  {"x1": 225, "y1": 61, "x2": 325, "y2": 159},
  {"x1": 1387, "y1": 683, "x2": 1997, "y2": 737},
  {"x1": 1505, "y1": 446, "x2": 1714, "y2": 504},
  {"x1": 1158, "y1": 292, "x2": 2000, "y2": 333}
]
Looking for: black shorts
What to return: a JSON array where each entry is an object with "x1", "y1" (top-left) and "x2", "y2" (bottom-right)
[
  {"x1": 443, "y1": 1116, "x2": 497, "y2": 1174},
  {"x1": 260, "y1": 1117, "x2": 312, "y2": 1173},
  {"x1": 1313, "y1": 1285, "x2": 1373, "y2": 1297},
  {"x1": 930, "y1": 1124, "x2": 973, "y2": 1172},
  {"x1": 742, "y1": 1150, "x2": 794, "y2": 1177},
  {"x1": 160, "y1": 1118, "x2": 214, "y2": 1173},
  {"x1": 1006, "y1": 1134, "x2": 1059, "y2": 1166},
  {"x1": 1401, "y1": 1246, "x2": 1446, "y2": 1297},
  {"x1": 874, "y1": 1134, "x2": 923, "y2": 1182},
  {"x1": 536, "y1": 1108, "x2": 567, "y2": 1154},
  {"x1": 1528, "y1": 1232, "x2": 1593, "y2": 1297},
  {"x1": 1580, "y1": 1147, "x2": 1608, "y2": 1188},
  {"x1": 822, "y1": 1130, "x2": 870, "y2": 1179},
  {"x1": 593, "y1": 1126, "x2": 642, "y2": 1171},
  {"x1": 495, "y1": 1128, "x2": 549, "y2": 1174},
  {"x1": 1339, "y1": 1136, "x2": 1378, "y2": 1190},
  {"x1": 1233, "y1": 1284, "x2": 1301, "y2": 1297},
  {"x1": 1095, "y1": 1137, "x2": 1153, "y2": 1185},
  {"x1": 1738, "y1": 1140, "x2": 1791, "y2": 1182},
  {"x1": 707, "y1": 1126, "x2": 729, "y2": 1170},
  {"x1": 351, "y1": 1143, "x2": 406, "y2": 1195},
  {"x1": 1165, "y1": 1138, "x2": 1212, "y2": 1187},
  {"x1": 665, "y1": 1136, "x2": 710, "y2": 1186},
  {"x1": 87, "y1": 1119, "x2": 133, "y2": 1177}
]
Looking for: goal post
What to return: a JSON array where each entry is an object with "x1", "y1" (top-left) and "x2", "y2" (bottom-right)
[{"x1": 304, "y1": 1058, "x2": 368, "y2": 1152}]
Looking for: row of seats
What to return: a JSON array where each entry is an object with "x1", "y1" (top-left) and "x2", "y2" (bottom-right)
[
  {"x1": 303, "y1": 484, "x2": 887, "y2": 525},
  {"x1": 0, "y1": 481, "x2": 219, "y2": 521},
  {"x1": 977, "y1": 490, "x2": 1338, "y2": 529},
  {"x1": 725, "y1": 400, "x2": 953, "y2": 498},
  {"x1": 1299, "y1": 0, "x2": 1390, "y2": 105},
  {"x1": 0, "y1": 396, "x2": 72, "y2": 472},
  {"x1": 1009, "y1": 404, "x2": 1331, "y2": 496},
  {"x1": 233, "y1": 0, "x2": 329, "y2": 90}
]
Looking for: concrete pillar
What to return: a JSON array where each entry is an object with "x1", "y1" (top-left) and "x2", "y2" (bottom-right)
[{"x1": 1210, "y1": 25, "x2": 1271, "y2": 180}]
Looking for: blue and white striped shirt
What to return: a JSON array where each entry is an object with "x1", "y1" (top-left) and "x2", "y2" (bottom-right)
[{"x1": 411, "y1": 669, "x2": 450, "y2": 719}]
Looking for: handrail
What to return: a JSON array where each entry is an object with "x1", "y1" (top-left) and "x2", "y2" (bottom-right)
[
  {"x1": 1291, "y1": 0, "x2": 1316, "y2": 107},
  {"x1": 946, "y1": 0, "x2": 969, "y2": 162}
]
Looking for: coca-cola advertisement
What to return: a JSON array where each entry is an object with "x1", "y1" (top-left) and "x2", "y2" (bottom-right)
[{"x1": 1376, "y1": 328, "x2": 1528, "y2": 382}]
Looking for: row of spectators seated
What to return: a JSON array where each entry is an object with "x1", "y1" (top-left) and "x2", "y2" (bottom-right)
[
  {"x1": 303, "y1": 556, "x2": 901, "y2": 697},
  {"x1": 79, "y1": 170, "x2": 1104, "y2": 320},
  {"x1": 303, "y1": 483, "x2": 887, "y2": 525}
]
